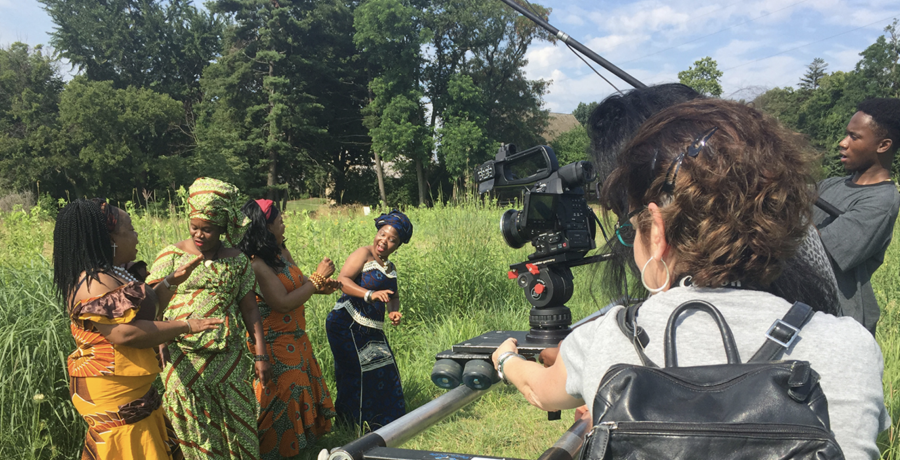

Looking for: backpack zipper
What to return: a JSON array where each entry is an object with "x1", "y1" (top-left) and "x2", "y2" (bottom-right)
[{"x1": 598, "y1": 421, "x2": 833, "y2": 439}]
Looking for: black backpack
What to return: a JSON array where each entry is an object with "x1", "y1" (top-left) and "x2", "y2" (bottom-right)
[{"x1": 579, "y1": 300, "x2": 844, "y2": 459}]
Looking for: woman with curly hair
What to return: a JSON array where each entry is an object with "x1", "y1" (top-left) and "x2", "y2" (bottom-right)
[
  {"x1": 239, "y1": 199, "x2": 338, "y2": 459},
  {"x1": 54, "y1": 199, "x2": 222, "y2": 459},
  {"x1": 147, "y1": 177, "x2": 271, "y2": 460},
  {"x1": 492, "y1": 99, "x2": 890, "y2": 458}
]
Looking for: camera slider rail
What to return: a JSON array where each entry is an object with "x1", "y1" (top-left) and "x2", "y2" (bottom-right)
[{"x1": 324, "y1": 384, "x2": 591, "y2": 460}]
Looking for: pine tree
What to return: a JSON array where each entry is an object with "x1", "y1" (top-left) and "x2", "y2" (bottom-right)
[{"x1": 799, "y1": 58, "x2": 829, "y2": 90}]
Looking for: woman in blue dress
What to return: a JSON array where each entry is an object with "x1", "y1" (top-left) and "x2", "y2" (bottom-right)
[{"x1": 326, "y1": 210, "x2": 413, "y2": 430}]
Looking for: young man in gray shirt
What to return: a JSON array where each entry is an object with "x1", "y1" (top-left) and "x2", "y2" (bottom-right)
[{"x1": 813, "y1": 98, "x2": 900, "y2": 335}]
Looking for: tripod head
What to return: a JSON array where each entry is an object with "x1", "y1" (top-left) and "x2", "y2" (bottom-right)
[{"x1": 509, "y1": 252, "x2": 613, "y2": 344}]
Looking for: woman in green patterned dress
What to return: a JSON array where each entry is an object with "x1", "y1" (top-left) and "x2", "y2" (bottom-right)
[{"x1": 148, "y1": 177, "x2": 272, "y2": 459}]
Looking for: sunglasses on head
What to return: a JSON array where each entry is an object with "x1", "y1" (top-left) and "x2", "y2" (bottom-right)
[{"x1": 613, "y1": 126, "x2": 718, "y2": 248}]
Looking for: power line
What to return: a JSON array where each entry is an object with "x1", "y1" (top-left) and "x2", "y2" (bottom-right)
[
  {"x1": 620, "y1": 0, "x2": 810, "y2": 65},
  {"x1": 721, "y1": 13, "x2": 900, "y2": 72}
]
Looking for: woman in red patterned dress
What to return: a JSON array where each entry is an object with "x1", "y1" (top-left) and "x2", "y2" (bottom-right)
[{"x1": 239, "y1": 199, "x2": 339, "y2": 459}]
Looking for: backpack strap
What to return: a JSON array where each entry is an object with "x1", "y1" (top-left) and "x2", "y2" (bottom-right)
[
  {"x1": 748, "y1": 301, "x2": 814, "y2": 363},
  {"x1": 616, "y1": 302, "x2": 658, "y2": 368}
]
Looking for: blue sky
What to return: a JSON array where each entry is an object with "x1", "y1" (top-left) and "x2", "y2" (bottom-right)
[{"x1": 2, "y1": 0, "x2": 899, "y2": 113}]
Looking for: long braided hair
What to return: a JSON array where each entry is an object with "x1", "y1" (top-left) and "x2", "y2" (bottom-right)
[{"x1": 53, "y1": 199, "x2": 115, "y2": 307}]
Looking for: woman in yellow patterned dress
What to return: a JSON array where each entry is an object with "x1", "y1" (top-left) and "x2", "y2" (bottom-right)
[
  {"x1": 239, "y1": 199, "x2": 339, "y2": 459},
  {"x1": 147, "y1": 177, "x2": 272, "y2": 460},
  {"x1": 53, "y1": 199, "x2": 223, "y2": 459}
]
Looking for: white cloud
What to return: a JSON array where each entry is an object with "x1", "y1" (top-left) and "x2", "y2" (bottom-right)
[{"x1": 593, "y1": 4, "x2": 693, "y2": 36}]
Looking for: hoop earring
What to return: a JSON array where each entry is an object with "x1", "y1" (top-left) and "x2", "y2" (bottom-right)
[
  {"x1": 640, "y1": 256, "x2": 670, "y2": 294},
  {"x1": 111, "y1": 242, "x2": 117, "y2": 257}
]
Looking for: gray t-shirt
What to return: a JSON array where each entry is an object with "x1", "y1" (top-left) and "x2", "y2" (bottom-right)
[
  {"x1": 813, "y1": 176, "x2": 900, "y2": 333},
  {"x1": 561, "y1": 287, "x2": 890, "y2": 460}
]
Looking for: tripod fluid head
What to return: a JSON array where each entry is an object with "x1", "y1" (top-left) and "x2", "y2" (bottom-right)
[{"x1": 509, "y1": 252, "x2": 613, "y2": 344}]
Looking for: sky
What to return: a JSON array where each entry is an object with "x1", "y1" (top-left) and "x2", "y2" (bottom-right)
[{"x1": 2, "y1": 0, "x2": 899, "y2": 113}]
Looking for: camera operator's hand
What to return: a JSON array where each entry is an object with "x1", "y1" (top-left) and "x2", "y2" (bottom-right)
[
  {"x1": 491, "y1": 337, "x2": 519, "y2": 371},
  {"x1": 388, "y1": 311, "x2": 402, "y2": 326},
  {"x1": 539, "y1": 345, "x2": 560, "y2": 367}
]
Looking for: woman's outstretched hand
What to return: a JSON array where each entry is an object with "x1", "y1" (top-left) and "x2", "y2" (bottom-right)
[
  {"x1": 170, "y1": 255, "x2": 203, "y2": 285},
  {"x1": 185, "y1": 317, "x2": 224, "y2": 333},
  {"x1": 317, "y1": 278, "x2": 342, "y2": 295},
  {"x1": 316, "y1": 257, "x2": 335, "y2": 278}
]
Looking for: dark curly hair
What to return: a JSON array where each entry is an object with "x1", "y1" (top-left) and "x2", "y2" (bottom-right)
[
  {"x1": 857, "y1": 98, "x2": 900, "y2": 155},
  {"x1": 239, "y1": 200, "x2": 285, "y2": 269},
  {"x1": 602, "y1": 99, "x2": 816, "y2": 290},
  {"x1": 53, "y1": 199, "x2": 115, "y2": 307}
]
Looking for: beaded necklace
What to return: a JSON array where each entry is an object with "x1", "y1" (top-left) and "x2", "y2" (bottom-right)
[{"x1": 111, "y1": 265, "x2": 138, "y2": 284}]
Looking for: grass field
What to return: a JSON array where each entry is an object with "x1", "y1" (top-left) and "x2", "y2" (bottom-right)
[{"x1": 0, "y1": 199, "x2": 897, "y2": 459}]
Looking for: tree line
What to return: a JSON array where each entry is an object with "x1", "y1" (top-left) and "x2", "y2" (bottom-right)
[
  {"x1": 0, "y1": 0, "x2": 553, "y2": 207},
  {"x1": 753, "y1": 20, "x2": 900, "y2": 178},
  {"x1": 561, "y1": 21, "x2": 899, "y2": 181}
]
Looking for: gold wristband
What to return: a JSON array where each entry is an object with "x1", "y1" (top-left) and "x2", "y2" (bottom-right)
[{"x1": 309, "y1": 273, "x2": 326, "y2": 291}]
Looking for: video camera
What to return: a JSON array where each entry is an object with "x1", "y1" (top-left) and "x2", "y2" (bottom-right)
[
  {"x1": 475, "y1": 144, "x2": 597, "y2": 261},
  {"x1": 423, "y1": 145, "x2": 609, "y2": 402}
]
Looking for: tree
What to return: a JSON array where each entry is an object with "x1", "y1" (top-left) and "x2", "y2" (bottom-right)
[
  {"x1": 355, "y1": 0, "x2": 431, "y2": 206},
  {"x1": 197, "y1": 0, "x2": 369, "y2": 202},
  {"x1": 437, "y1": 74, "x2": 489, "y2": 189},
  {"x1": 55, "y1": 77, "x2": 183, "y2": 199},
  {"x1": 678, "y1": 57, "x2": 723, "y2": 97},
  {"x1": 572, "y1": 101, "x2": 597, "y2": 126},
  {"x1": 0, "y1": 43, "x2": 65, "y2": 195},
  {"x1": 424, "y1": 0, "x2": 552, "y2": 193},
  {"x1": 799, "y1": 58, "x2": 829, "y2": 90},
  {"x1": 40, "y1": 0, "x2": 222, "y2": 115},
  {"x1": 852, "y1": 19, "x2": 899, "y2": 98},
  {"x1": 549, "y1": 124, "x2": 589, "y2": 165}
]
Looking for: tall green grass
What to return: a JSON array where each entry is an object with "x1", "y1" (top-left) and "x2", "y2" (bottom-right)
[{"x1": 0, "y1": 200, "x2": 897, "y2": 459}]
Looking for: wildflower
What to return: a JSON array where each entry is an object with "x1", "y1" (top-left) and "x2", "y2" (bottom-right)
[{"x1": 32, "y1": 393, "x2": 46, "y2": 403}]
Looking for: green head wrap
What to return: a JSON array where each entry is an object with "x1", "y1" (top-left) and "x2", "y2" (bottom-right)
[{"x1": 187, "y1": 177, "x2": 249, "y2": 247}]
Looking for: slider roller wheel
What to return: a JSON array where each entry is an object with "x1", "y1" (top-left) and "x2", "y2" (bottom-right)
[
  {"x1": 431, "y1": 359, "x2": 463, "y2": 389},
  {"x1": 462, "y1": 359, "x2": 494, "y2": 390}
]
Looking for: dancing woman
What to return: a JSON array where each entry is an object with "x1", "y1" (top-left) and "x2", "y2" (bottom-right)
[
  {"x1": 147, "y1": 177, "x2": 271, "y2": 460},
  {"x1": 239, "y1": 199, "x2": 339, "y2": 458},
  {"x1": 325, "y1": 210, "x2": 413, "y2": 430},
  {"x1": 54, "y1": 199, "x2": 222, "y2": 459}
]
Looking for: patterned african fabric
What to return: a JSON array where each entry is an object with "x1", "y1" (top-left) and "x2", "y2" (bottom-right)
[
  {"x1": 252, "y1": 255, "x2": 335, "y2": 459},
  {"x1": 67, "y1": 282, "x2": 183, "y2": 460},
  {"x1": 325, "y1": 260, "x2": 406, "y2": 430},
  {"x1": 148, "y1": 246, "x2": 259, "y2": 460}
]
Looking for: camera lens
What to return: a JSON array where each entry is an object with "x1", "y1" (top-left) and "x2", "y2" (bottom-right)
[{"x1": 500, "y1": 209, "x2": 529, "y2": 249}]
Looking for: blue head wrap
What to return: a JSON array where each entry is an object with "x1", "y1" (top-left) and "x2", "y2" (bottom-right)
[{"x1": 375, "y1": 209, "x2": 413, "y2": 244}]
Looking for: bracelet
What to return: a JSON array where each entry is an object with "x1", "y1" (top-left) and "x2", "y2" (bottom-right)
[
  {"x1": 253, "y1": 354, "x2": 270, "y2": 362},
  {"x1": 309, "y1": 273, "x2": 326, "y2": 291},
  {"x1": 364, "y1": 290, "x2": 374, "y2": 303},
  {"x1": 497, "y1": 351, "x2": 525, "y2": 384},
  {"x1": 162, "y1": 275, "x2": 178, "y2": 290},
  {"x1": 184, "y1": 320, "x2": 193, "y2": 334}
]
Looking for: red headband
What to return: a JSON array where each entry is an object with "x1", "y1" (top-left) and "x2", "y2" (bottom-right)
[{"x1": 255, "y1": 199, "x2": 274, "y2": 221}]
